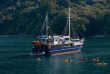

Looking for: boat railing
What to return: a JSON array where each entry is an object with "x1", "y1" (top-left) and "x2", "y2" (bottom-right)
[{"x1": 48, "y1": 43, "x2": 74, "y2": 49}]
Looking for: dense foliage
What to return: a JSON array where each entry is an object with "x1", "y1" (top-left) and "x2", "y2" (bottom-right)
[{"x1": 0, "y1": 0, "x2": 110, "y2": 37}]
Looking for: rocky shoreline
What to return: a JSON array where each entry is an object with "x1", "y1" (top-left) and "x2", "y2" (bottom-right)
[
  {"x1": 87, "y1": 35, "x2": 110, "y2": 39},
  {"x1": 0, "y1": 35, "x2": 110, "y2": 39},
  {"x1": 0, "y1": 35, "x2": 37, "y2": 38}
]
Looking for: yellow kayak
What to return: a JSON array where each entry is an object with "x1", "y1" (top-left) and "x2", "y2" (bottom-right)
[
  {"x1": 97, "y1": 63, "x2": 107, "y2": 65},
  {"x1": 64, "y1": 60, "x2": 73, "y2": 62}
]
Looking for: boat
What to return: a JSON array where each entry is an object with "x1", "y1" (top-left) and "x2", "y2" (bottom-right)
[
  {"x1": 97, "y1": 63, "x2": 107, "y2": 65},
  {"x1": 93, "y1": 58, "x2": 99, "y2": 61},
  {"x1": 64, "y1": 60, "x2": 73, "y2": 62},
  {"x1": 79, "y1": 58, "x2": 88, "y2": 60},
  {"x1": 32, "y1": 7, "x2": 84, "y2": 56}
]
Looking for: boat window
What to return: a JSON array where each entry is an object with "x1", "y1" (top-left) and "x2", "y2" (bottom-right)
[
  {"x1": 65, "y1": 38, "x2": 69, "y2": 40},
  {"x1": 71, "y1": 40, "x2": 80, "y2": 42}
]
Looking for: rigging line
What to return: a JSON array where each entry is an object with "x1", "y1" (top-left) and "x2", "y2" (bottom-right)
[
  {"x1": 71, "y1": 24, "x2": 79, "y2": 39},
  {"x1": 71, "y1": 29, "x2": 78, "y2": 39},
  {"x1": 48, "y1": 26, "x2": 56, "y2": 35},
  {"x1": 74, "y1": 23, "x2": 83, "y2": 38},
  {"x1": 70, "y1": 21, "x2": 79, "y2": 38},
  {"x1": 64, "y1": 20, "x2": 69, "y2": 35},
  {"x1": 77, "y1": 26, "x2": 83, "y2": 38},
  {"x1": 41, "y1": 17, "x2": 46, "y2": 34},
  {"x1": 71, "y1": 29, "x2": 77, "y2": 39},
  {"x1": 62, "y1": 19, "x2": 69, "y2": 36}
]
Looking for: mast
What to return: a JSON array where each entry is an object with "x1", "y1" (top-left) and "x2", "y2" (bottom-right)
[
  {"x1": 46, "y1": 14, "x2": 48, "y2": 36},
  {"x1": 69, "y1": 7, "x2": 71, "y2": 41},
  {"x1": 42, "y1": 14, "x2": 49, "y2": 36}
]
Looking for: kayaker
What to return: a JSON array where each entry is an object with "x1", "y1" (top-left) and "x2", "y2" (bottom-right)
[
  {"x1": 95, "y1": 57, "x2": 99, "y2": 60},
  {"x1": 84, "y1": 57, "x2": 87, "y2": 60},
  {"x1": 36, "y1": 58, "x2": 41, "y2": 61},
  {"x1": 101, "y1": 61, "x2": 104, "y2": 65},
  {"x1": 68, "y1": 59, "x2": 71, "y2": 62}
]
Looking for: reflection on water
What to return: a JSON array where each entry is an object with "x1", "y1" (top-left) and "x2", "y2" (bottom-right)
[{"x1": 0, "y1": 38, "x2": 110, "y2": 74}]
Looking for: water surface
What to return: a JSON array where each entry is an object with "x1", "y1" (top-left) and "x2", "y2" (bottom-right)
[{"x1": 0, "y1": 38, "x2": 110, "y2": 74}]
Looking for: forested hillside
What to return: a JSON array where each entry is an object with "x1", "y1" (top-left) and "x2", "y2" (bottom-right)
[{"x1": 0, "y1": 0, "x2": 110, "y2": 37}]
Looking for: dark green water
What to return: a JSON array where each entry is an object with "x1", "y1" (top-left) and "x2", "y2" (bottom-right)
[{"x1": 0, "y1": 38, "x2": 110, "y2": 74}]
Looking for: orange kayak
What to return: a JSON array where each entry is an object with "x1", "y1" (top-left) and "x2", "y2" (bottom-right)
[{"x1": 93, "y1": 58, "x2": 99, "y2": 61}]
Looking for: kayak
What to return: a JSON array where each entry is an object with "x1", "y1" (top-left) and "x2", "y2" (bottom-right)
[
  {"x1": 79, "y1": 58, "x2": 88, "y2": 60},
  {"x1": 97, "y1": 63, "x2": 107, "y2": 65},
  {"x1": 64, "y1": 60, "x2": 73, "y2": 62},
  {"x1": 93, "y1": 58, "x2": 99, "y2": 61}
]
